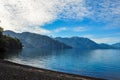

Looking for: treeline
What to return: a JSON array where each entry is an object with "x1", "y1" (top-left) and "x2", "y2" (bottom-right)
[{"x1": 0, "y1": 27, "x2": 22, "y2": 52}]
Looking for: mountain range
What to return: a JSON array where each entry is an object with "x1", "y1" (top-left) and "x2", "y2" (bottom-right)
[
  {"x1": 3, "y1": 30, "x2": 120, "y2": 49},
  {"x1": 112, "y1": 43, "x2": 120, "y2": 49},
  {"x1": 55, "y1": 37, "x2": 116, "y2": 49},
  {"x1": 3, "y1": 30, "x2": 71, "y2": 49}
]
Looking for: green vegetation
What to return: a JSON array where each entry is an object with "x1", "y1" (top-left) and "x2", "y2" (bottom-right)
[
  {"x1": 0, "y1": 27, "x2": 22, "y2": 52},
  {"x1": 0, "y1": 27, "x2": 3, "y2": 37}
]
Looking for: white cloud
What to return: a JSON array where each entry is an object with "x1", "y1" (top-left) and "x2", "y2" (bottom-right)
[
  {"x1": 0, "y1": 0, "x2": 119, "y2": 34},
  {"x1": 81, "y1": 34, "x2": 120, "y2": 44},
  {"x1": 0, "y1": 0, "x2": 90, "y2": 34},
  {"x1": 57, "y1": 0, "x2": 91, "y2": 20},
  {"x1": 82, "y1": 34, "x2": 95, "y2": 38},
  {"x1": 73, "y1": 26, "x2": 89, "y2": 32},
  {"x1": 52, "y1": 26, "x2": 89, "y2": 33},
  {"x1": 53, "y1": 27, "x2": 67, "y2": 33},
  {"x1": 0, "y1": 0, "x2": 58, "y2": 34},
  {"x1": 85, "y1": 0, "x2": 120, "y2": 28},
  {"x1": 92, "y1": 37, "x2": 120, "y2": 44}
]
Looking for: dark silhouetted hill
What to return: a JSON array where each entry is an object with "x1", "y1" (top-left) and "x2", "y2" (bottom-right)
[{"x1": 0, "y1": 30, "x2": 22, "y2": 52}]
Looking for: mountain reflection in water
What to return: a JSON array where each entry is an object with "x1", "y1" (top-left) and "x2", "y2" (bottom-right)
[{"x1": 1, "y1": 48, "x2": 120, "y2": 80}]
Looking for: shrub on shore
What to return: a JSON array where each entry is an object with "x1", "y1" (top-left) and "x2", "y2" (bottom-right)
[{"x1": 0, "y1": 27, "x2": 22, "y2": 52}]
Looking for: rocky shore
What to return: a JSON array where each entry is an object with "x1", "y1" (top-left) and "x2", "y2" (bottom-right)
[{"x1": 0, "y1": 59, "x2": 105, "y2": 80}]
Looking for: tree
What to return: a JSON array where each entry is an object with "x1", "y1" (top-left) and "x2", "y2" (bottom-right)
[{"x1": 0, "y1": 27, "x2": 3, "y2": 36}]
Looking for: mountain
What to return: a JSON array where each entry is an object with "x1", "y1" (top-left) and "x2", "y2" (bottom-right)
[
  {"x1": 112, "y1": 42, "x2": 120, "y2": 49},
  {"x1": 99, "y1": 43, "x2": 115, "y2": 49},
  {"x1": 3, "y1": 30, "x2": 119, "y2": 50},
  {"x1": 55, "y1": 37, "x2": 101, "y2": 49},
  {"x1": 55, "y1": 37, "x2": 116, "y2": 49},
  {"x1": 3, "y1": 30, "x2": 72, "y2": 49}
]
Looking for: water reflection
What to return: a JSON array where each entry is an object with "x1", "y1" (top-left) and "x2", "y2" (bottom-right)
[
  {"x1": 0, "y1": 50, "x2": 21, "y2": 59},
  {"x1": 2, "y1": 48, "x2": 120, "y2": 80},
  {"x1": 0, "y1": 52, "x2": 6, "y2": 59}
]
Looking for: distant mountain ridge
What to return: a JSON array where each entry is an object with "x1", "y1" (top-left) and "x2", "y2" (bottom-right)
[
  {"x1": 55, "y1": 37, "x2": 116, "y2": 49},
  {"x1": 99, "y1": 43, "x2": 115, "y2": 49},
  {"x1": 55, "y1": 37, "x2": 100, "y2": 49},
  {"x1": 3, "y1": 30, "x2": 120, "y2": 49},
  {"x1": 112, "y1": 42, "x2": 120, "y2": 49},
  {"x1": 3, "y1": 30, "x2": 72, "y2": 49}
]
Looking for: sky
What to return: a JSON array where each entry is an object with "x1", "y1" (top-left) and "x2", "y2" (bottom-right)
[{"x1": 0, "y1": 0, "x2": 120, "y2": 44}]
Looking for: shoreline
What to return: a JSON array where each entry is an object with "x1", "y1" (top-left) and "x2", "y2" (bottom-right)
[{"x1": 0, "y1": 59, "x2": 105, "y2": 80}]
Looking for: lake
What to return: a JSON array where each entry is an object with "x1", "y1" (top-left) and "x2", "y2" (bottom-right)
[{"x1": 1, "y1": 48, "x2": 120, "y2": 80}]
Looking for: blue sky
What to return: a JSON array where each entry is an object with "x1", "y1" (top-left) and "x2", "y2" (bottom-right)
[
  {"x1": 0, "y1": 0, "x2": 120, "y2": 44},
  {"x1": 42, "y1": 17, "x2": 120, "y2": 44}
]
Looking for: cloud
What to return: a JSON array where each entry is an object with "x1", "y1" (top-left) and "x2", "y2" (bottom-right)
[
  {"x1": 53, "y1": 27, "x2": 67, "y2": 33},
  {"x1": 73, "y1": 26, "x2": 89, "y2": 32},
  {"x1": 92, "y1": 37, "x2": 120, "y2": 44},
  {"x1": 82, "y1": 34, "x2": 95, "y2": 38},
  {"x1": 0, "y1": 0, "x2": 119, "y2": 34},
  {"x1": 57, "y1": 0, "x2": 91, "y2": 20},
  {"x1": 0, "y1": 0, "x2": 90, "y2": 34},
  {"x1": 81, "y1": 33, "x2": 120, "y2": 44},
  {"x1": 52, "y1": 26, "x2": 89, "y2": 33},
  {"x1": 104, "y1": 17, "x2": 120, "y2": 29},
  {"x1": 86, "y1": 0, "x2": 120, "y2": 20},
  {"x1": 85, "y1": 0, "x2": 120, "y2": 28},
  {"x1": 0, "y1": 0, "x2": 60, "y2": 34}
]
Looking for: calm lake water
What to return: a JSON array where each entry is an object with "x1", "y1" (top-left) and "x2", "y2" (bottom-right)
[{"x1": 1, "y1": 48, "x2": 120, "y2": 80}]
